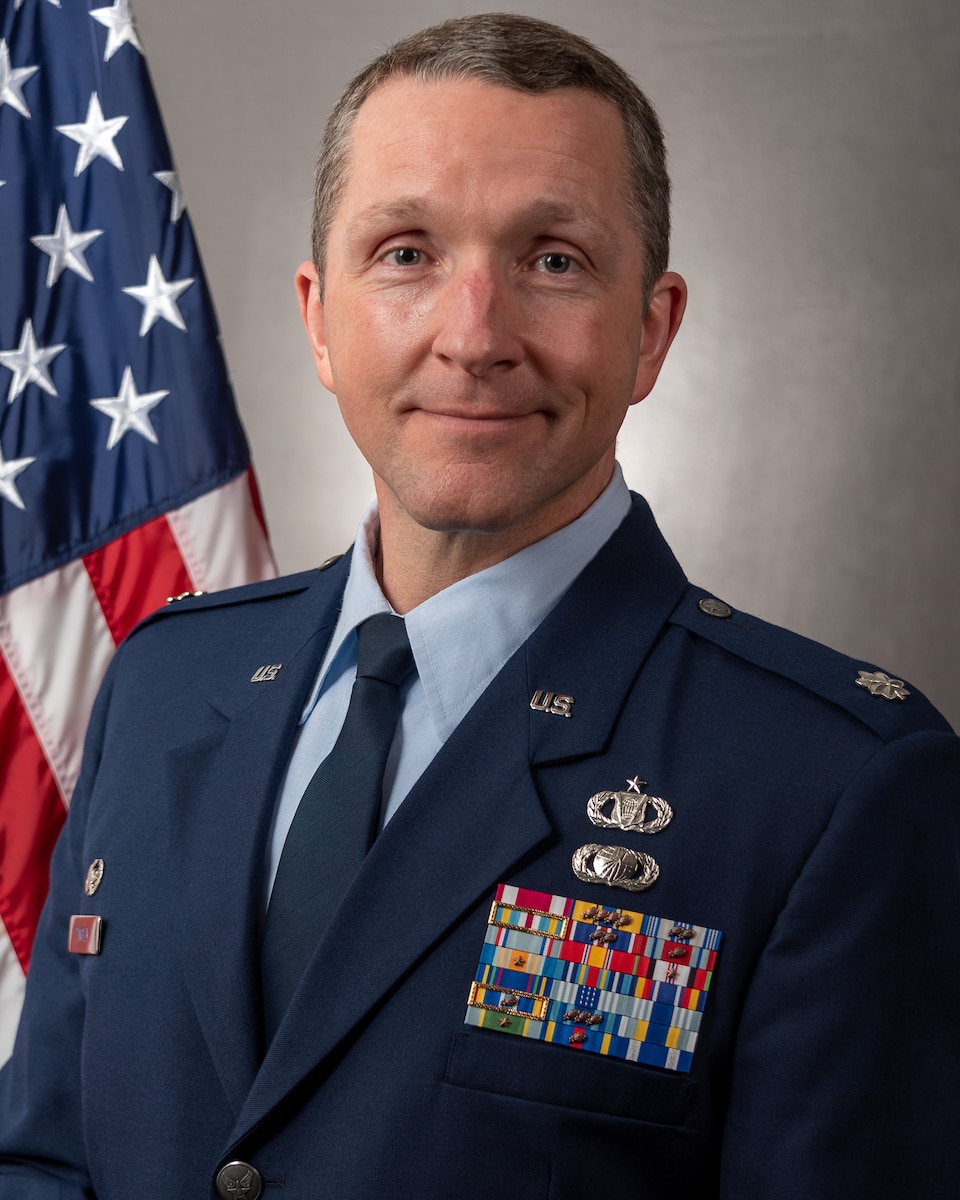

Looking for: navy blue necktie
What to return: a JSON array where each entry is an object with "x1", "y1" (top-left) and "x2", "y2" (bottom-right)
[{"x1": 260, "y1": 613, "x2": 414, "y2": 1041}]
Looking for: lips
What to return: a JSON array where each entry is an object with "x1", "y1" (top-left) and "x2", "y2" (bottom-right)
[
  {"x1": 408, "y1": 409, "x2": 547, "y2": 437},
  {"x1": 401, "y1": 388, "x2": 551, "y2": 423},
  {"x1": 419, "y1": 408, "x2": 539, "y2": 421}
]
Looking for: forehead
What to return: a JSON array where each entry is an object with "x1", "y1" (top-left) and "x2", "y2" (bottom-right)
[{"x1": 334, "y1": 76, "x2": 633, "y2": 227}]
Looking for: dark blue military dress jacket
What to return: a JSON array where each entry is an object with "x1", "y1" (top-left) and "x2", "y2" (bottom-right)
[{"x1": 1, "y1": 496, "x2": 958, "y2": 1199}]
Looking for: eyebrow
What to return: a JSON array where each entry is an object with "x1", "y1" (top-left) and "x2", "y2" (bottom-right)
[
  {"x1": 348, "y1": 198, "x2": 433, "y2": 229},
  {"x1": 347, "y1": 196, "x2": 622, "y2": 254}
]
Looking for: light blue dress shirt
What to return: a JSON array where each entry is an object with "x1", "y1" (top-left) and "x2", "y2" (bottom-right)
[{"x1": 264, "y1": 465, "x2": 632, "y2": 902}]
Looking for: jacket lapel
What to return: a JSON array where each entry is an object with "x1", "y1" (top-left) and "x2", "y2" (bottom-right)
[
  {"x1": 231, "y1": 645, "x2": 552, "y2": 1142},
  {"x1": 524, "y1": 493, "x2": 688, "y2": 766},
  {"x1": 162, "y1": 563, "x2": 348, "y2": 1115},
  {"x1": 229, "y1": 495, "x2": 688, "y2": 1141}
]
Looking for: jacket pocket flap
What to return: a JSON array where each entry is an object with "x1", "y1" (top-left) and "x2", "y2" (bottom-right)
[{"x1": 445, "y1": 1028, "x2": 695, "y2": 1126}]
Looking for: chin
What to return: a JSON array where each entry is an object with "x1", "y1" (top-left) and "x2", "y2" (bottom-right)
[
  {"x1": 405, "y1": 496, "x2": 526, "y2": 537},
  {"x1": 382, "y1": 463, "x2": 527, "y2": 532},
  {"x1": 379, "y1": 456, "x2": 595, "y2": 545}
]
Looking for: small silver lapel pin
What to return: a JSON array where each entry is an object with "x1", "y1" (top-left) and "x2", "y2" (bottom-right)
[
  {"x1": 529, "y1": 690, "x2": 574, "y2": 718},
  {"x1": 84, "y1": 859, "x2": 104, "y2": 897},
  {"x1": 251, "y1": 664, "x2": 282, "y2": 683}
]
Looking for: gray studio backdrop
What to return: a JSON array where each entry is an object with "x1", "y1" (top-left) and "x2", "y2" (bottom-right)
[{"x1": 133, "y1": 0, "x2": 960, "y2": 728}]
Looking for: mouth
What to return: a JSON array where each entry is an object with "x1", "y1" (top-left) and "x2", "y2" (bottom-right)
[
  {"x1": 408, "y1": 411, "x2": 548, "y2": 442},
  {"x1": 408, "y1": 403, "x2": 547, "y2": 425}
]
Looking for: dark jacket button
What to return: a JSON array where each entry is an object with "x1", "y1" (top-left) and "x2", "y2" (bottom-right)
[{"x1": 216, "y1": 1161, "x2": 264, "y2": 1199}]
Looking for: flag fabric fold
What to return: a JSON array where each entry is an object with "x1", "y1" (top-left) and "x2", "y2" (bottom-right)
[{"x1": 0, "y1": 0, "x2": 277, "y2": 1061}]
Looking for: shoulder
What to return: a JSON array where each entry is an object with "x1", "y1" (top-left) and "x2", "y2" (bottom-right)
[
  {"x1": 105, "y1": 555, "x2": 349, "y2": 678},
  {"x1": 129, "y1": 554, "x2": 347, "y2": 638},
  {"x1": 91, "y1": 553, "x2": 349, "y2": 723},
  {"x1": 667, "y1": 583, "x2": 953, "y2": 743}
]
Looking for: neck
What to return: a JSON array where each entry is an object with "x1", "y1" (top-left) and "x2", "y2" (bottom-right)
[
  {"x1": 374, "y1": 525, "x2": 531, "y2": 613},
  {"x1": 371, "y1": 468, "x2": 613, "y2": 613}
]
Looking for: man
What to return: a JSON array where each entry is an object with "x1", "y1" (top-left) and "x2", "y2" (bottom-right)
[{"x1": 1, "y1": 13, "x2": 958, "y2": 1199}]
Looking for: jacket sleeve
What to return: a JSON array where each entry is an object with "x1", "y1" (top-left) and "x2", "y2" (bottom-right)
[
  {"x1": 719, "y1": 729, "x2": 960, "y2": 1199},
  {"x1": 0, "y1": 652, "x2": 123, "y2": 1199}
]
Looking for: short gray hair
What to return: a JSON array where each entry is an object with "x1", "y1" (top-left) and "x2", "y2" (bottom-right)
[{"x1": 312, "y1": 13, "x2": 671, "y2": 300}]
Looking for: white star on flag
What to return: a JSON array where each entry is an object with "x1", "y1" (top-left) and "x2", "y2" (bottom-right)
[
  {"x1": 122, "y1": 255, "x2": 194, "y2": 336},
  {"x1": 0, "y1": 318, "x2": 67, "y2": 403},
  {"x1": 90, "y1": 0, "x2": 142, "y2": 62},
  {"x1": 31, "y1": 204, "x2": 104, "y2": 287},
  {"x1": 0, "y1": 38, "x2": 39, "y2": 119},
  {"x1": 90, "y1": 366, "x2": 168, "y2": 449},
  {"x1": 0, "y1": 441, "x2": 36, "y2": 511},
  {"x1": 14, "y1": 0, "x2": 61, "y2": 10},
  {"x1": 56, "y1": 92, "x2": 128, "y2": 176},
  {"x1": 153, "y1": 169, "x2": 185, "y2": 223}
]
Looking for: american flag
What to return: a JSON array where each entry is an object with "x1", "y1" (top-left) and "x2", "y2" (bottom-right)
[{"x1": 0, "y1": 0, "x2": 276, "y2": 1059}]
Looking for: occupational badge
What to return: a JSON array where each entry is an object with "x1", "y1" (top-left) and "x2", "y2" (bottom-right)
[
  {"x1": 587, "y1": 776, "x2": 672, "y2": 834},
  {"x1": 571, "y1": 844, "x2": 659, "y2": 892},
  {"x1": 465, "y1": 883, "x2": 723, "y2": 1072}
]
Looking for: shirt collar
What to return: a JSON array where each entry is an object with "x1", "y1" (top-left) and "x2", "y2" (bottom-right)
[{"x1": 302, "y1": 464, "x2": 632, "y2": 738}]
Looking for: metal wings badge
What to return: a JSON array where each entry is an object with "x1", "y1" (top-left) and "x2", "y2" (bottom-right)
[{"x1": 586, "y1": 776, "x2": 673, "y2": 834}]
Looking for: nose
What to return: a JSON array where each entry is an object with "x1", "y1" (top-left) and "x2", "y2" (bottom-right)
[{"x1": 430, "y1": 262, "x2": 524, "y2": 376}]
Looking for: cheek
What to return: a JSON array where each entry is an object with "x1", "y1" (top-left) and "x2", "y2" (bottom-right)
[
  {"x1": 334, "y1": 295, "x2": 428, "y2": 382},
  {"x1": 533, "y1": 300, "x2": 636, "y2": 373}
]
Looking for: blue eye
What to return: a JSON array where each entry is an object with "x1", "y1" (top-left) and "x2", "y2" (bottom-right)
[
  {"x1": 386, "y1": 247, "x2": 421, "y2": 266},
  {"x1": 538, "y1": 253, "x2": 576, "y2": 274}
]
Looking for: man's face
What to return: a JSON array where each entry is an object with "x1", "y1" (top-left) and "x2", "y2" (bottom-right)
[{"x1": 298, "y1": 77, "x2": 684, "y2": 552}]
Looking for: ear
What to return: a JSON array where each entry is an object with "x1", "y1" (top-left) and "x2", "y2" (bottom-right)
[
  {"x1": 295, "y1": 260, "x2": 335, "y2": 393},
  {"x1": 630, "y1": 271, "x2": 687, "y2": 405}
]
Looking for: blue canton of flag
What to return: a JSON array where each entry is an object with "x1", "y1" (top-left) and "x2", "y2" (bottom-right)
[{"x1": 0, "y1": 0, "x2": 252, "y2": 591}]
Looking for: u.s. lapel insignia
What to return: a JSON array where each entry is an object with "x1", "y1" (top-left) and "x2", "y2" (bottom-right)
[
  {"x1": 856, "y1": 670, "x2": 910, "y2": 701},
  {"x1": 530, "y1": 690, "x2": 574, "y2": 718},
  {"x1": 251, "y1": 663, "x2": 282, "y2": 683},
  {"x1": 84, "y1": 859, "x2": 104, "y2": 896},
  {"x1": 465, "y1": 883, "x2": 723, "y2": 1072},
  {"x1": 572, "y1": 844, "x2": 659, "y2": 892},
  {"x1": 587, "y1": 776, "x2": 672, "y2": 834}
]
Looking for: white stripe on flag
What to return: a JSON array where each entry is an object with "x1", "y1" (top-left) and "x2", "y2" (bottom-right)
[
  {"x1": 167, "y1": 473, "x2": 276, "y2": 594},
  {"x1": 0, "y1": 925, "x2": 26, "y2": 1065},
  {"x1": 0, "y1": 560, "x2": 115, "y2": 804}
]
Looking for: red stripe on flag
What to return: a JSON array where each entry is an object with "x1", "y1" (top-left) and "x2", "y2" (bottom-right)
[
  {"x1": 83, "y1": 518, "x2": 194, "y2": 645},
  {"x1": 0, "y1": 660, "x2": 66, "y2": 972}
]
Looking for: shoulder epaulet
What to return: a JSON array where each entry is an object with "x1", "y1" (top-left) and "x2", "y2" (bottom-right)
[
  {"x1": 127, "y1": 553, "x2": 347, "y2": 639},
  {"x1": 670, "y1": 584, "x2": 952, "y2": 741}
]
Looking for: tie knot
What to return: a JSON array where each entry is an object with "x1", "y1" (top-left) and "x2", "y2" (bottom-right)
[{"x1": 355, "y1": 613, "x2": 414, "y2": 686}]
